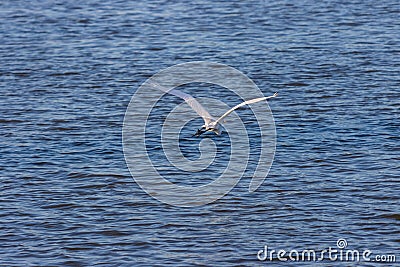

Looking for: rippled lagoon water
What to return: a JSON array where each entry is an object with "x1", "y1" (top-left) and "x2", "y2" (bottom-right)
[{"x1": 1, "y1": 0, "x2": 399, "y2": 266}]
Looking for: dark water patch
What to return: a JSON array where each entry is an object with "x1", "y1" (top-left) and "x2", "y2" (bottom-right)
[
  {"x1": 284, "y1": 82, "x2": 310, "y2": 87},
  {"x1": 48, "y1": 72, "x2": 81, "y2": 77},
  {"x1": 381, "y1": 214, "x2": 400, "y2": 221},
  {"x1": 72, "y1": 183, "x2": 110, "y2": 190},
  {"x1": 8, "y1": 72, "x2": 31, "y2": 77},
  {"x1": 41, "y1": 203, "x2": 80, "y2": 209},
  {"x1": 0, "y1": 119, "x2": 25, "y2": 123},
  {"x1": 98, "y1": 230, "x2": 131, "y2": 237},
  {"x1": 67, "y1": 172, "x2": 128, "y2": 179},
  {"x1": 64, "y1": 246, "x2": 94, "y2": 251}
]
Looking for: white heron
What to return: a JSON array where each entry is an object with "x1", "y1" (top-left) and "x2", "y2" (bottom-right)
[{"x1": 149, "y1": 82, "x2": 278, "y2": 137}]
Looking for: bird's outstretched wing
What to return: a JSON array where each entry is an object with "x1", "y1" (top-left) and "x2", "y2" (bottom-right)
[
  {"x1": 148, "y1": 82, "x2": 214, "y2": 124},
  {"x1": 214, "y1": 92, "x2": 278, "y2": 124}
]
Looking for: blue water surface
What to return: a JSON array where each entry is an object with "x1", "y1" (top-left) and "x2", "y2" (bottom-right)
[{"x1": 1, "y1": 0, "x2": 399, "y2": 266}]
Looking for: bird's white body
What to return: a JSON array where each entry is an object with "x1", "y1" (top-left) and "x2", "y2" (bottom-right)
[
  {"x1": 149, "y1": 82, "x2": 277, "y2": 136},
  {"x1": 204, "y1": 121, "x2": 221, "y2": 135}
]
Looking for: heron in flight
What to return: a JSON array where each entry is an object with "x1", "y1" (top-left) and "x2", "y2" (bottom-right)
[{"x1": 149, "y1": 82, "x2": 278, "y2": 137}]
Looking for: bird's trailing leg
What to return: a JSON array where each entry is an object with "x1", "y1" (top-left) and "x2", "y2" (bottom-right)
[{"x1": 193, "y1": 127, "x2": 206, "y2": 137}]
